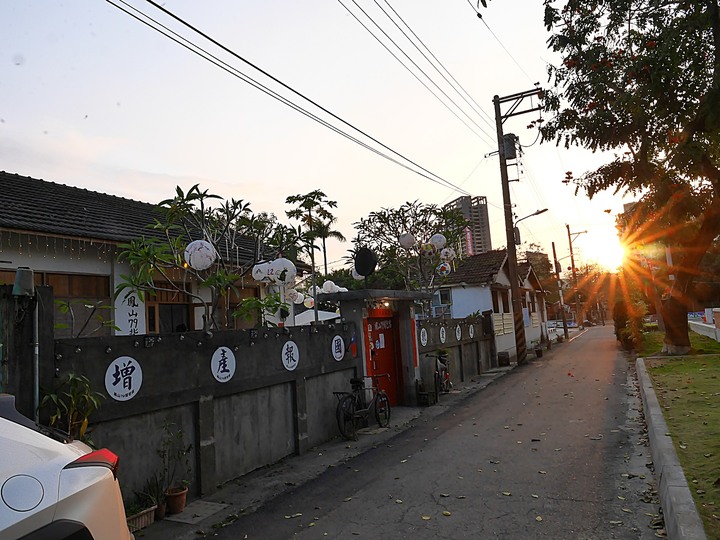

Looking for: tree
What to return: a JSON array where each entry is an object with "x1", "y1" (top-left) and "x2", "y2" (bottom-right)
[
  {"x1": 117, "y1": 185, "x2": 292, "y2": 331},
  {"x1": 523, "y1": 246, "x2": 556, "y2": 303},
  {"x1": 542, "y1": 0, "x2": 720, "y2": 353},
  {"x1": 352, "y1": 200, "x2": 468, "y2": 294},
  {"x1": 313, "y1": 217, "x2": 347, "y2": 276}
]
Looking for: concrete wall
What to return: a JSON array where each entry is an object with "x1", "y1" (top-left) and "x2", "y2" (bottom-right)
[
  {"x1": 7, "y1": 316, "x2": 360, "y2": 501},
  {"x1": 688, "y1": 320, "x2": 719, "y2": 341},
  {"x1": 416, "y1": 318, "x2": 495, "y2": 387}
]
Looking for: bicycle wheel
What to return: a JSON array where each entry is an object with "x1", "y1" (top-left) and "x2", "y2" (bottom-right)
[
  {"x1": 374, "y1": 392, "x2": 391, "y2": 428},
  {"x1": 336, "y1": 394, "x2": 358, "y2": 440}
]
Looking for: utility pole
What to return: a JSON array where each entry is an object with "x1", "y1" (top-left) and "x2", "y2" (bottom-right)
[
  {"x1": 552, "y1": 242, "x2": 570, "y2": 340},
  {"x1": 566, "y1": 224, "x2": 586, "y2": 328},
  {"x1": 493, "y1": 87, "x2": 543, "y2": 365}
]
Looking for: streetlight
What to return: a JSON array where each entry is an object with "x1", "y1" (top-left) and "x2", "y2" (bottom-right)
[{"x1": 513, "y1": 208, "x2": 548, "y2": 245}]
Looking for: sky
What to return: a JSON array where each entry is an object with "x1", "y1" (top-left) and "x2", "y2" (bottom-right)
[{"x1": 0, "y1": 0, "x2": 630, "y2": 274}]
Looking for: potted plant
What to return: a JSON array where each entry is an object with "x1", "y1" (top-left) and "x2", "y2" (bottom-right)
[
  {"x1": 139, "y1": 472, "x2": 167, "y2": 520},
  {"x1": 157, "y1": 422, "x2": 192, "y2": 515},
  {"x1": 125, "y1": 499, "x2": 157, "y2": 533}
]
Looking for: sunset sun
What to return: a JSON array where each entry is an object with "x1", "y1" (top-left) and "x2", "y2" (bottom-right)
[{"x1": 580, "y1": 231, "x2": 627, "y2": 271}]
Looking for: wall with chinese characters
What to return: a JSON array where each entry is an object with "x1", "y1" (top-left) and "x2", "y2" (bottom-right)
[{"x1": 48, "y1": 323, "x2": 361, "y2": 498}]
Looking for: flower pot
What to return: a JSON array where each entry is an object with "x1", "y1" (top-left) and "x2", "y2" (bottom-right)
[
  {"x1": 155, "y1": 502, "x2": 167, "y2": 521},
  {"x1": 165, "y1": 486, "x2": 188, "y2": 515},
  {"x1": 127, "y1": 505, "x2": 157, "y2": 533}
]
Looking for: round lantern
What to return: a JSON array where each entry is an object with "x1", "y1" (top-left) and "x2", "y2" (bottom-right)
[
  {"x1": 322, "y1": 280, "x2": 338, "y2": 294},
  {"x1": 399, "y1": 232, "x2": 416, "y2": 250},
  {"x1": 252, "y1": 262, "x2": 270, "y2": 282},
  {"x1": 430, "y1": 233, "x2": 447, "y2": 250},
  {"x1": 351, "y1": 268, "x2": 364, "y2": 281},
  {"x1": 184, "y1": 240, "x2": 217, "y2": 271},
  {"x1": 303, "y1": 296, "x2": 315, "y2": 309},
  {"x1": 268, "y1": 257, "x2": 297, "y2": 285},
  {"x1": 293, "y1": 292, "x2": 305, "y2": 305},
  {"x1": 420, "y1": 243, "x2": 436, "y2": 257},
  {"x1": 436, "y1": 262, "x2": 452, "y2": 276},
  {"x1": 286, "y1": 289, "x2": 299, "y2": 303},
  {"x1": 440, "y1": 247, "x2": 457, "y2": 261}
]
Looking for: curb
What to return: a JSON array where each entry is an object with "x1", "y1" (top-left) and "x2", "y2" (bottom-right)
[{"x1": 636, "y1": 358, "x2": 707, "y2": 540}]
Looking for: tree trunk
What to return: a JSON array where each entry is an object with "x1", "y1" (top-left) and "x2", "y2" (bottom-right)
[{"x1": 661, "y1": 295, "x2": 691, "y2": 354}]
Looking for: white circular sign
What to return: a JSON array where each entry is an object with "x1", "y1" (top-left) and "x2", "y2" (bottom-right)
[
  {"x1": 469, "y1": 324, "x2": 475, "y2": 338},
  {"x1": 184, "y1": 240, "x2": 217, "y2": 271},
  {"x1": 105, "y1": 356, "x2": 142, "y2": 401},
  {"x1": 211, "y1": 346, "x2": 236, "y2": 383},
  {"x1": 420, "y1": 327, "x2": 428, "y2": 346},
  {"x1": 281, "y1": 340, "x2": 300, "y2": 371},
  {"x1": 455, "y1": 325, "x2": 462, "y2": 341},
  {"x1": 331, "y1": 335, "x2": 346, "y2": 361},
  {"x1": 439, "y1": 327, "x2": 447, "y2": 344}
]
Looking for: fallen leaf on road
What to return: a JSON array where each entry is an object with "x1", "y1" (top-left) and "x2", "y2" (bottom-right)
[
  {"x1": 443, "y1": 511, "x2": 452, "y2": 517},
  {"x1": 610, "y1": 521, "x2": 623, "y2": 525},
  {"x1": 536, "y1": 516, "x2": 543, "y2": 522},
  {"x1": 531, "y1": 494, "x2": 539, "y2": 498},
  {"x1": 344, "y1": 497, "x2": 352, "y2": 502},
  {"x1": 440, "y1": 493, "x2": 450, "y2": 498},
  {"x1": 538, "y1": 471, "x2": 547, "y2": 475},
  {"x1": 622, "y1": 508, "x2": 633, "y2": 513},
  {"x1": 502, "y1": 491, "x2": 512, "y2": 496},
  {"x1": 456, "y1": 495, "x2": 466, "y2": 499},
  {"x1": 395, "y1": 499, "x2": 403, "y2": 504},
  {"x1": 421, "y1": 516, "x2": 431, "y2": 521}
]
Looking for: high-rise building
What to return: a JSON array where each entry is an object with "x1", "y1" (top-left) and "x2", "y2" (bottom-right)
[{"x1": 445, "y1": 195, "x2": 492, "y2": 256}]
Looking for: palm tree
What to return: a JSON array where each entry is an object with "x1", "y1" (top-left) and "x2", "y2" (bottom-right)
[{"x1": 313, "y1": 218, "x2": 347, "y2": 276}]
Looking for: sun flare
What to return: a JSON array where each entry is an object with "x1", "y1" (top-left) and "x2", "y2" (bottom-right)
[{"x1": 579, "y1": 231, "x2": 627, "y2": 271}]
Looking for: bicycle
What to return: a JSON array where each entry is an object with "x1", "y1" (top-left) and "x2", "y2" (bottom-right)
[{"x1": 334, "y1": 374, "x2": 391, "y2": 440}]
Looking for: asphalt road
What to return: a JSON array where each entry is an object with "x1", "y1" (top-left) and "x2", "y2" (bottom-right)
[{"x1": 215, "y1": 326, "x2": 661, "y2": 539}]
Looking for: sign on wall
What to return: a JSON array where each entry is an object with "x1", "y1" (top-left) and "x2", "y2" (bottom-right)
[
  {"x1": 281, "y1": 340, "x2": 300, "y2": 371},
  {"x1": 105, "y1": 356, "x2": 142, "y2": 401},
  {"x1": 211, "y1": 346, "x2": 236, "y2": 383},
  {"x1": 114, "y1": 292, "x2": 146, "y2": 336},
  {"x1": 331, "y1": 335, "x2": 345, "y2": 361}
]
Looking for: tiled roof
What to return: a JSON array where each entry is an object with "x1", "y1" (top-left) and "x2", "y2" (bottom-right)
[
  {"x1": 444, "y1": 249, "x2": 508, "y2": 286},
  {"x1": 0, "y1": 171, "x2": 257, "y2": 261},
  {"x1": 1, "y1": 171, "x2": 165, "y2": 242}
]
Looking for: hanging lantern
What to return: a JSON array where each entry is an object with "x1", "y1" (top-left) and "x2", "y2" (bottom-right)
[
  {"x1": 293, "y1": 292, "x2": 305, "y2": 305},
  {"x1": 322, "y1": 280, "x2": 338, "y2": 294},
  {"x1": 252, "y1": 262, "x2": 271, "y2": 282},
  {"x1": 303, "y1": 296, "x2": 315, "y2": 309},
  {"x1": 440, "y1": 247, "x2": 457, "y2": 261},
  {"x1": 399, "y1": 232, "x2": 416, "y2": 250},
  {"x1": 420, "y1": 243, "x2": 436, "y2": 257},
  {"x1": 436, "y1": 261, "x2": 452, "y2": 276},
  {"x1": 286, "y1": 289, "x2": 299, "y2": 303},
  {"x1": 351, "y1": 268, "x2": 364, "y2": 281},
  {"x1": 430, "y1": 233, "x2": 447, "y2": 249},
  {"x1": 184, "y1": 240, "x2": 217, "y2": 270},
  {"x1": 268, "y1": 257, "x2": 297, "y2": 285}
]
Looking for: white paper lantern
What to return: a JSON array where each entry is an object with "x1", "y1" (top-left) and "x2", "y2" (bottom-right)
[
  {"x1": 351, "y1": 268, "x2": 364, "y2": 281},
  {"x1": 303, "y1": 296, "x2": 315, "y2": 309},
  {"x1": 436, "y1": 261, "x2": 452, "y2": 276},
  {"x1": 293, "y1": 292, "x2": 305, "y2": 305},
  {"x1": 184, "y1": 240, "x2": 217, "y2": 270},
  {"x1": 252, "y1": 262, "x2": 270, "y2": 282},
  {"x1": 440, "y1": 247, "x2": 457, "y2": 261},
  {"x1": 337, "y1": 287, "x2": 348, "y2": 292},
  {"x1": 268, "y1": 257, "x2": 297, "y2": 285},
  {"x1": 286, "y1": 289, "x2": 299, "y2": 303},
  {"x1": 430, "y1": 233, "x2": 447, "y2": 249},
  {"x1": 420, "y1": 243, "x2": 436, "y2": 257},
  {"x1": 399, "y1": 232, "x2": 416, "y2": 250},
  {"x1": 322, "y1": 280, "x2": 338, "y2": 294}
]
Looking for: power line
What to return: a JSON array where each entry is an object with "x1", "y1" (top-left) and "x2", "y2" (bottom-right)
[
  {"x1": 106, "y1": 0, "x2": 472, "y2": 197},
  {"x1": 339, "y1": 0, "x2": 496, "y2": 147},
  {"x1": 379, "y1": 0, "x2": 497, "y2": 129}
]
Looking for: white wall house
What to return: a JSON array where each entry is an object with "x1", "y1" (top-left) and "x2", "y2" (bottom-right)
[
  {"x1": 0, "y1": 172, "x2": 273, "y2": 338},
  {"x1": 433, "y1": 250, "x2": 548, "y2": 362}
]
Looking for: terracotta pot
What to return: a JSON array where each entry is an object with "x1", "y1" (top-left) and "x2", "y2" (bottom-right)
[
  {"x1": 165, "y1": 486, "x2": 188, "y2": 515},
  {"x1": 155, "y1": 501, "x2": 167, "y2": 521}
]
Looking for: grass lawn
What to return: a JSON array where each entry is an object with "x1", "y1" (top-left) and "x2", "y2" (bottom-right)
[{"x1": 643, "y1": 343, "x2": 720, "y2": 538}]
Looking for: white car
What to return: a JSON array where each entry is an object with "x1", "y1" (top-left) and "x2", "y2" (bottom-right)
[{"x1": 0, "y1": 394, "x2": 134, "y2": 540}]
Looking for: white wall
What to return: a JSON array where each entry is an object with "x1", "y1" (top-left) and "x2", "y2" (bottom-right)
[{"x1": 449, "y1": 286, "x2": 492, "y2": 318}]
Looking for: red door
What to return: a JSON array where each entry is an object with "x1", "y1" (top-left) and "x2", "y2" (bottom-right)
[{"x1": 365, "y1": 317, "x2": 400, "y2": 405}]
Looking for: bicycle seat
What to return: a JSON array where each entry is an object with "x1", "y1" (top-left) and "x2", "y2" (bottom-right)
[{"x1": 350, "y1": 377, "x2": 364, "y2": 386}]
